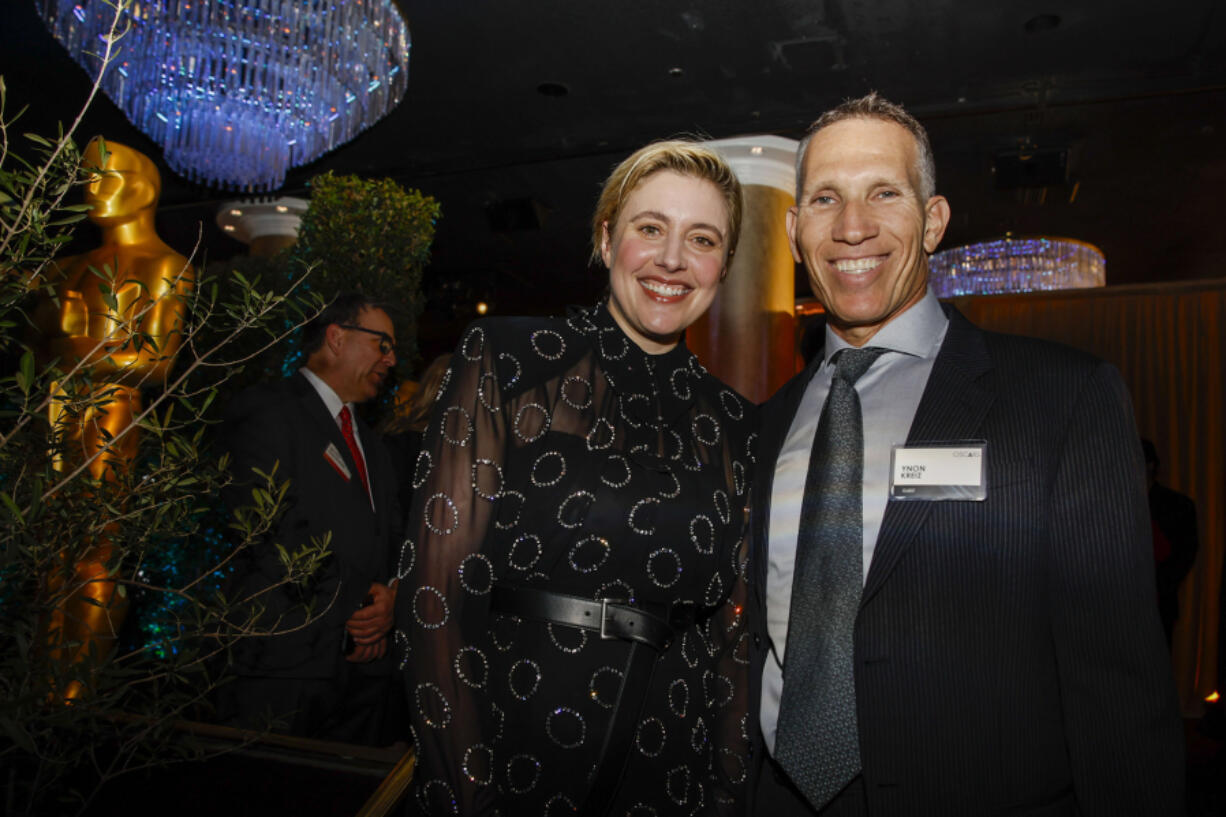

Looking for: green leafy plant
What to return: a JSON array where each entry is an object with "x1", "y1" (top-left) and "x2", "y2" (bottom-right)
[
  {"x1": 0, "y1": 4, "x2": 345, "y2": 814},
  {"x1": 290, "y1": 170, "x2": 440, "y2": 375}
]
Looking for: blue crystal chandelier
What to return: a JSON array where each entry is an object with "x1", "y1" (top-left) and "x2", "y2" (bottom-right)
[
  {"x1": 929, "y1": 236, "x2": 1106, "y2": 297},
  {"x1": 40, "y1": 0, "x2": 410, "y2": 192}
]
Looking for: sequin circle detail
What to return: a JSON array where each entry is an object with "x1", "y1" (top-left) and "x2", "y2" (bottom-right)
[
  {"x1": 732, "y1": 459, "x2": 746, "y2": 496},
  {"x1": 692, "y1": 413, "x2": 721, "y2": 446},
  {"x1": 495, "y1": 489, "x2": 525, "y2": 530},
  {"x1": 412, "y1": 449, "x2": 432, "y2": 489},
  {"x1": 720, "y1": 388, "x2": 745, "y2": 419},
  {"x1": 441, "y1": 405, "x2": 474, "y2": 447},
  {"x1": 506, "y1": 753, "x2": 542, "y2": 795},
  {"x1": 477, "y1": 372, "x2": 501, "y2": 413},
  {"x1": 458, "y1": 552, "x2": 494, "y2": 595},
  {"x1": 704, "y1": 669, "x2": 735, "y2": 708},
  {"x1": 600, "y1": 453, "x2": 632, "y2": 488},
  {"x1": 598, "y1": 330, "x2": 630, "y2": 360},
  {"x1": 664, "y1": 427, "x2": 686, "y2": 461},
  {"x1": 547, "y1": 622, "x2": 588, "y2": 654},
  {"x1": 514, "y1": 402, "x2": 551, "y2": 442},
  {"x1": 419, "y1": 780, "x2": 459, "y2": 816},
  {"x1": 415, "y1": 682, "x2": 452, "y2": 728},
  {"x1": 635, "y1": 716, "x2": 666, "y2": 757},
  {"x1": 560, "y1": 375, "x2": 593, "y2": 409},
  {"x1": 462, "y1": 743, "x2": 493, "y2": 786},
  {"x1": 498, "y1": 352, "x2": 522, "y2": 388},
  {"x1": 586, "y1": 418, "x2": 616, "y2": 450},
  {"x1": 545, "y1": 706, "x2": 587, "y2": 748},
  {"x1": 460, "y1": 327, "x2": 485, "y2": 361},
  {"x1": 721, "y1": 746, "x2": 749, "y2": 784},
  {"x1": 413, "y1": 586, "x2": 450, "y2": 629},
  {"x1": 397, "y1": 536, "x2": 415, "y2": 579},
  {"x1": 530, "y1": 451, "x2": 566, "y2": 487},
  {"x1": 472, "y1": 458, "x2": 504, "y2": 500},
  {"x1": 670, "y1": 367, "x2": 692, "y2": 401},
  {"x1": 508, "y1": 659, "x2": 541, "y2": 700},
  {"x1": 544, "y1": 794, "x2": 578, "y2": 816},
  {"x1": 507, "y1": 534, "x2": 542, "y2": 571},
  {"x1": 704, "y1": 571, "x2": 726, "y2": 606},
  {"x1": 628, "y1": 497, "x2": 659, "y2": 535},
  {"x1": 589, "y1": 666, "x2": 624, "y2": 709},
  {"x1": 668, "y1": 678, "x2": 689, "y2": 718},
  {"x1": 690, "y1": 716, "x2": 709, "y2": 753},
  {"x1": 394, "y1": 628, "x2": 410, "y2": 670},
  {"x1": 568, "y1": 534, "x2": 611, "y2": 574},
  {"x1": 454, "y1": 645, "x2": 489, "y2": 689},
  {"x1": 658, "y1": 470, "x2": 682, "y2": 499},
  {"x1": 557, "y1": 490, "x2": 594, "y2": 529},
  {"x1": 530, "y1": 329, "x2": 566, "y2": 360},
  {"x1": 647, "y1": 547, "x2": 682, "y2": 588},
  {"x1": 424, "y1": 492, "x2": 459, "y2": 535},
  {"x1": 667, "y1": 765, "x2": 691, "y2": 806},
  {"x1": 619, "y1": 393, "x2": 650, "y2": 429}
]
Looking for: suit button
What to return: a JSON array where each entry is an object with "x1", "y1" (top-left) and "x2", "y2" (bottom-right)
[{"x1": 752, "y1": 633, "x2": 762, "y2": 647}]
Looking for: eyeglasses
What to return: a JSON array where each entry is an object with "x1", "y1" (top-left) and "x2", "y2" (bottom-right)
[{"x1": 338, "y1": 324, "x2": 396, "y2": 356}]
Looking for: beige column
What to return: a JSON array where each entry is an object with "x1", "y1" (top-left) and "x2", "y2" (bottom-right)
[
  {"x1": 690, "y1": 136, "x2": 799, "y2": 404},
  {"x1": 216, "y1": 197, "x2": 309, "y2": 257}
]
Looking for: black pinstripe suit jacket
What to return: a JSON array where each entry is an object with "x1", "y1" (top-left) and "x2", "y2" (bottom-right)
[{"x1": 747, "y1": 304, "x2": 1184, "y2": 816}]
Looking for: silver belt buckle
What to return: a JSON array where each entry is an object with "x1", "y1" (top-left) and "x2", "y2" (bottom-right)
[{"x1": 599, "y1": 598, "x2": 625, "y2": 640}]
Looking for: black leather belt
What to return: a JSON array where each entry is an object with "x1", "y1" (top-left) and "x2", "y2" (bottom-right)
[
  {"x1": 490, "y1": 585, "x2": 696, "y2": 651},
  {"x1": 491, "y1": 584, "x2": 704, "y2": 815}
]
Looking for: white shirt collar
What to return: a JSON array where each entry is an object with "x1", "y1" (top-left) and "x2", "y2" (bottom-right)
[{"x1": 299, "y1": 366, "x2": 352, "y2": 421}]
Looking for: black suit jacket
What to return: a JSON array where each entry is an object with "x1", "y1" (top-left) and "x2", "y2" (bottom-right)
[
  {"x1": 221, "y1": 371, "x2": 400, "y2": 679},
  {"x1": 747, "y1": 306, "x2": 1184, "y2": 816}
]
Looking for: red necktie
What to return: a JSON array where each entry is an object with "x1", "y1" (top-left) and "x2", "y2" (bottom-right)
[{"x1": 338, "y1": 405, "x2": 369, "y2": 496}]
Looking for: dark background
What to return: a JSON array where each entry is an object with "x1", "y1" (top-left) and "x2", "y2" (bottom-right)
[{"x1": 3, "y1": 0, "x2": 1225, "y2": 364}]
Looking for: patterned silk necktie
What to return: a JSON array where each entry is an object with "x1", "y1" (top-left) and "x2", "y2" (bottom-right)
[
  {"x1": 338, "y1": 405, "x2": 370, "y2": 496},
  {"x1": 774, "y1": 346, "x2": 887, "y2": 811}
]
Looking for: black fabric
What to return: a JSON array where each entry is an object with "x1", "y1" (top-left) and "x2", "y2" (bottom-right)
[
  {"x1": 582, "y1": 639, "x2": 660, "y2": 817},
  {"x1": 384, "y1": 429, "x2": 423, "y2": 521},
  {"x1": 398, "y1": 302, "x2": 757, "y2": 816},
  {"x1": 1149, "y1": 481, "x2": 1199, "y2": 645}
]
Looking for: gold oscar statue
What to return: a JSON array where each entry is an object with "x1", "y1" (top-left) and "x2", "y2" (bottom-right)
[{"x1": 32, "y1": 137, "x2": 194, "y2": 701}]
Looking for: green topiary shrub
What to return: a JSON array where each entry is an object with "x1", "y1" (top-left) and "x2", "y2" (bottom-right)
[{"x1": 289, "y1": 170, "x2": 440, "y2": 376}]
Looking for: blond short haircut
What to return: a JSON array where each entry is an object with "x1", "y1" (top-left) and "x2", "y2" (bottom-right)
[{"x1": 590, "y1": 139, "x2": 743, "y2": 265}]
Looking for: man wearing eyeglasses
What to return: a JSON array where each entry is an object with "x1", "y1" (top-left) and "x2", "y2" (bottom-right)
[{"x1": 219, "y1": 292, "x2": 402, "y2": 745}]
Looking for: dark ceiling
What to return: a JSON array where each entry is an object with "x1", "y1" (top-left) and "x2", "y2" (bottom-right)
[{"x1": 3, "y1": 0, "x2": 1226, "y2": 362}]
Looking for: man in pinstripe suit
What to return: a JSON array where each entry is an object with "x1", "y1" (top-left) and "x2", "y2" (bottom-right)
[{"x1": 746, "y1": 93, "x2": 1184, "y2": 816}]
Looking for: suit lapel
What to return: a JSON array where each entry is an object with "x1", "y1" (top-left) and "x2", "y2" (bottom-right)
[
  {"x1": 861, "y1": 306, "x2": 996, "y2": 606},
  {"x1": 292, "y1": 372, "x2": 374, "y2": 513}
]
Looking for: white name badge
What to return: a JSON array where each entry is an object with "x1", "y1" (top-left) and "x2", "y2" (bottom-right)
[{"x1": 889, "y1": 442, "x2": 987, "y2": 501}]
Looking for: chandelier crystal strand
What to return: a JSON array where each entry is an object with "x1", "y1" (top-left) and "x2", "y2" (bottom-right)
[
  {"x1": 40, "y1": 0, "x2": 410, "y2": 192},
  {"x1": 928, "y1": 237, "x2": 1106, "y2": 297}
]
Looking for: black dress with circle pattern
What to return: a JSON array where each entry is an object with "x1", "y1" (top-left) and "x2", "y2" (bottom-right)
[{"x1": 396, "y1": 302, "x2": 757, "y2": 816}]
